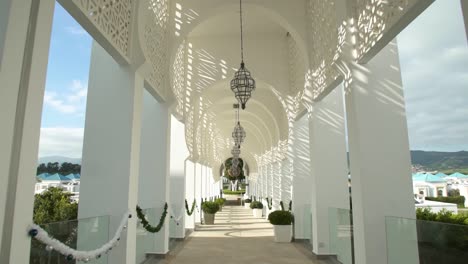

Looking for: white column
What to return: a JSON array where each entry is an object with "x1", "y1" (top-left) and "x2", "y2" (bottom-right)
[
  {"x1": 169, "y1": 116, "x2": 189, "y2": 239},
  {"x1": 309, "y1": 87, "x2": 350, "y2": 256},
  {"x1": 185, "y1": 160, "x2": 195, "y2": 229},
  {"x1": 264, "y1": 164, "x2": 268, "y2": 199},
  {"x1": 269, "y1": 163, "x2": 274, "y2": 200},
  {"x1": 79, "y1": 42, "x2": 143, "y2": 264},
  {"x1": 462, "y1": 0, "x2": 468, "y2": 42},
  {"x1": 138, "y1": 90, "x2": 171, "y2": 254},
  {"x1": 201, "y1": 165, "x2": 206, "y2": 199},
  {"x1": 273, "y1": 162, "x2": 281, "y2": 209},
  {"x1": 344, "y1": 39, "x2": 418, "y2": 264},
  {"x1": 280, "y1": 159, "x2": 292, "y2": 204},
  {"x1": 0, "y1": 0, "x2": 54, "y2": 262},
  {"x1": 291, "y1": 115, "x2": 312, "y2": 240},
  {"x1": 194, "y1": 163, "x2": 202, "y2": 223}
]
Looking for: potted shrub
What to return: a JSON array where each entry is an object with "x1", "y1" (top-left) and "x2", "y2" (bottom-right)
[
  {"x1": 215, "y1": 198, "x2": 225, "y2": 212},
  {"x1": 244, "y1": 198, "x2": 252, "y2": 209},
  {"x1": 250, "y1": 201, "x2": 263, "y2": 218},
  {"x1": 202, "y1": 201, "x2": 220, "y2": 224},
  {"x1": 268, "y1": 210, "x2": 293, "y2": 242}
]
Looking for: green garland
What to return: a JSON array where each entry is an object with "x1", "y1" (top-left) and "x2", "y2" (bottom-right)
[
  {"x1": 136, "y1": 203, "x2": 168, "y2": 233},
  {"x1": 279, "y1": 200, "x2": 293, "y2": 211},
  {"x1": 265, "y1": 197, "x2": 272, "y2": 210},
  {"x1": 185, "y1": 199, "x2": 196, "y2": 216}
]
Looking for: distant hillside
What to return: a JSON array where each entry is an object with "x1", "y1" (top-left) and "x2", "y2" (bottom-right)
[
  {"x1": 38, "y1": 156, "x2": 81, "y2": 165},
  {"x1": 410, "y1": 150, "x2": 468, "y2": 172}
]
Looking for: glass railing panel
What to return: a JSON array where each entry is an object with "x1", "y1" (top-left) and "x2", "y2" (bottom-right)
[
  {"x1": 302, "y1": 203, "x2": 312, "y2": 240},
  {"x1": 386, "y1": 216, "x2": 468, "y2": 264},
  {"x1": 135, "y1": 206, "x2": 166, "y2": 263},
  {"x1": 169, "y1": 202, "x2": 185, "y2": 239},
  {"x1": 30, "y1": 215, "x2": 110, "y2": 264},
  {"x1": 328, "y1": 207, "x2": 353, "y2": 264}
]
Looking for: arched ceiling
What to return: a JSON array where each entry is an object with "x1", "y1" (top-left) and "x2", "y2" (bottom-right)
[
  {"x1": 189, "y1": 8, "x2": 286, "y2": 37},
  {"x1": 135, "y1": 0, "x2": 310, "y2": 174},
  {"x1": 198, "y1": 80, "x2": 289, "y2": 164}
]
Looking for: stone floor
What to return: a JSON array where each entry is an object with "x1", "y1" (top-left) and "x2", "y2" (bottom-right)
[{"x1": 144, "y1": 205, "x2": 332, "y2": 264}]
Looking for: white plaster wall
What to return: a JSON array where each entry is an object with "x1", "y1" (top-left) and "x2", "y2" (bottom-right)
[{"x1": 169, "y1": 115, "x2": 189, "y2": 238}]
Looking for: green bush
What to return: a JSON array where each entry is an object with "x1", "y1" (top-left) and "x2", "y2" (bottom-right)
[
  {"x1": 215, "y1": 198, "x2": 225, "y2": 207},
  {"x1": 250, "y1": 201, "x2": 263, "y2": 209},
  {"x1": 416, "y1": 208, "x2": 468, "y2": 225},
  {"x1": 223, "y1": 190, "x2": 245, "y2": 195},
  {"x1": 244, "y1": 198, "x2": 252, "y2": 203},
  {"x1": 425, "y1": 196, "x2": 465, "y2": 208},
  {"x1": 202, "y1": 201, "x2": 220, "y2": 214},
  {"x1": 268, "y1": 210, "x2": 293, "y2": 225},
  {"x1": 416, "y1": 208, "x2": 468, "y2": 251}
]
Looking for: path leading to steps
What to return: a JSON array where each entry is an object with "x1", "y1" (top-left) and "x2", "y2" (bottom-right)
[{"x1": 145, "y1": 206, "x2": 331, "y2": 264}]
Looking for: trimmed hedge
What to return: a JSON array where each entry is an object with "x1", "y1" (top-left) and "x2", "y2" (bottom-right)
[
  {"x1": 268, "y1": 210, "x2": 293, "y2": 225},
  {"x1": 425, "y1": 196, "x2": 465, "y2": 207},
  {"x1": 244, "y1": 198, "x2": 252, "y2": 203},
  {"x1": 416, "y1": 208, "x2": 468, "y2": 251},
  {"x1": 202, "y1": 201, "x2": 220, "y2": 214},
  {"x1": 222, "y1": 190, "x2": 245, "y2": 195},
  {"x1": 215, "y1": 198, "x2": 226, "y2": 207},
  {"x1": 250, "y1": 201, "x2": 263, "y2": 209},
  {"x1": 416, "y1": 208, "x2": 468, "y2": 225}
]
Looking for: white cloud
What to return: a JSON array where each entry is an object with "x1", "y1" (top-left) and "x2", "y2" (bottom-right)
[
  {"x1": 398, "y1": 0, "x2": 468, "y2": 151},
  {"x1": 44, "y1": 80, "x2": 88, "y2": 115},
  {"x1": 65, "y1": 26, "x2": 87, "y2": 36},
  {"x1": 38, "y1": 127, "x2": 84, "y2": 158}
]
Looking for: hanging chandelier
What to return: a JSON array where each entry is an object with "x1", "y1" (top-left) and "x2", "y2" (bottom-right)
[
  {"x1": 230, "y1": 166, "x2": 240, "y2": 177},
  {"x1": 230, "y1": 0, "x2": 255, "y2": 110},
  {"x1": 232, "y1": 122, "x2": 246, "y2": 146},
  {"x1": 231, "y1": 144, "x2": 241, "y2": 158},
  {"x1": 232, "y1": 104, "x2": 246, "y2": 147}
]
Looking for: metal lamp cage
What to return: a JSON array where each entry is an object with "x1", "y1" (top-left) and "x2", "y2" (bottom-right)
[
  {"x1": 232, "y1": 121, "x2": 246, "y2": 146},
  {"x1": 230, "y1": 63, "x2": 256, "y2": 110},
  {"x1": 231, "y1": 145, "x2": 241, "y2": 158}
]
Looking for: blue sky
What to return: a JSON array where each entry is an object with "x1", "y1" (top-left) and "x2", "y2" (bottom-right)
[
  {"x1": 38, "y1": 1, "x2": 468, "y2": 158},
  {"x1": 38, "y1": 3, "x2": 91, "y2": 158}
]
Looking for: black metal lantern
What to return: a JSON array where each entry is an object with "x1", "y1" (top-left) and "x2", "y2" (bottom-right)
[
  {"x1": 231, "y1": 145, "x2": 241, "y2": 158},
  {"x1": 230, "y1": 0, "x2": 255, "y2": 110},
  {"x1": 232, "y1": 122, "x2": 246, "y2": 146},
  {"x1": 230, "y1": 166, "x2": 240, "y2": 177},
  {"x1": 231, "y1": 63, "x2": 255, "y2": 110}
]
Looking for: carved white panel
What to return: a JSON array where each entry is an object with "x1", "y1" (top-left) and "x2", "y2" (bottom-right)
[
  {"x1": 307, "y1": 0, "x2": 346, "y2": 101},
  {"x1": 172, "y1": 41, "x2": 186, "y2": 118},
  {"x1": 144, "y1": 0, "x2": 169, "y2": 97},
  {"x1": 185, "y1": 107, "x2": 195, "y2": 159},
  {"x1": 73, "y1": 0, "x2": 132, "y2": 58},
  {"x1": 355, "y1": 0, "x2": 420, "y2": 60}
]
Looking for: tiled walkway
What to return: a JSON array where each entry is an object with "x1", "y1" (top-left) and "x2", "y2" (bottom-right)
[{"x1": 147, "y1": 206, "x2": 330, "y2": 264}]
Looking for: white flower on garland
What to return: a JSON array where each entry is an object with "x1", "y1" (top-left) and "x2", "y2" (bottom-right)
[{"x1": 29, "y1": 211, "x2": 131, "y2": 262}]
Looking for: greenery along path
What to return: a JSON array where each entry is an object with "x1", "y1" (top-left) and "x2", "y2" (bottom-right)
[{"x1": 160, "y1": 206, "x2": 329, "y2": 264}]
